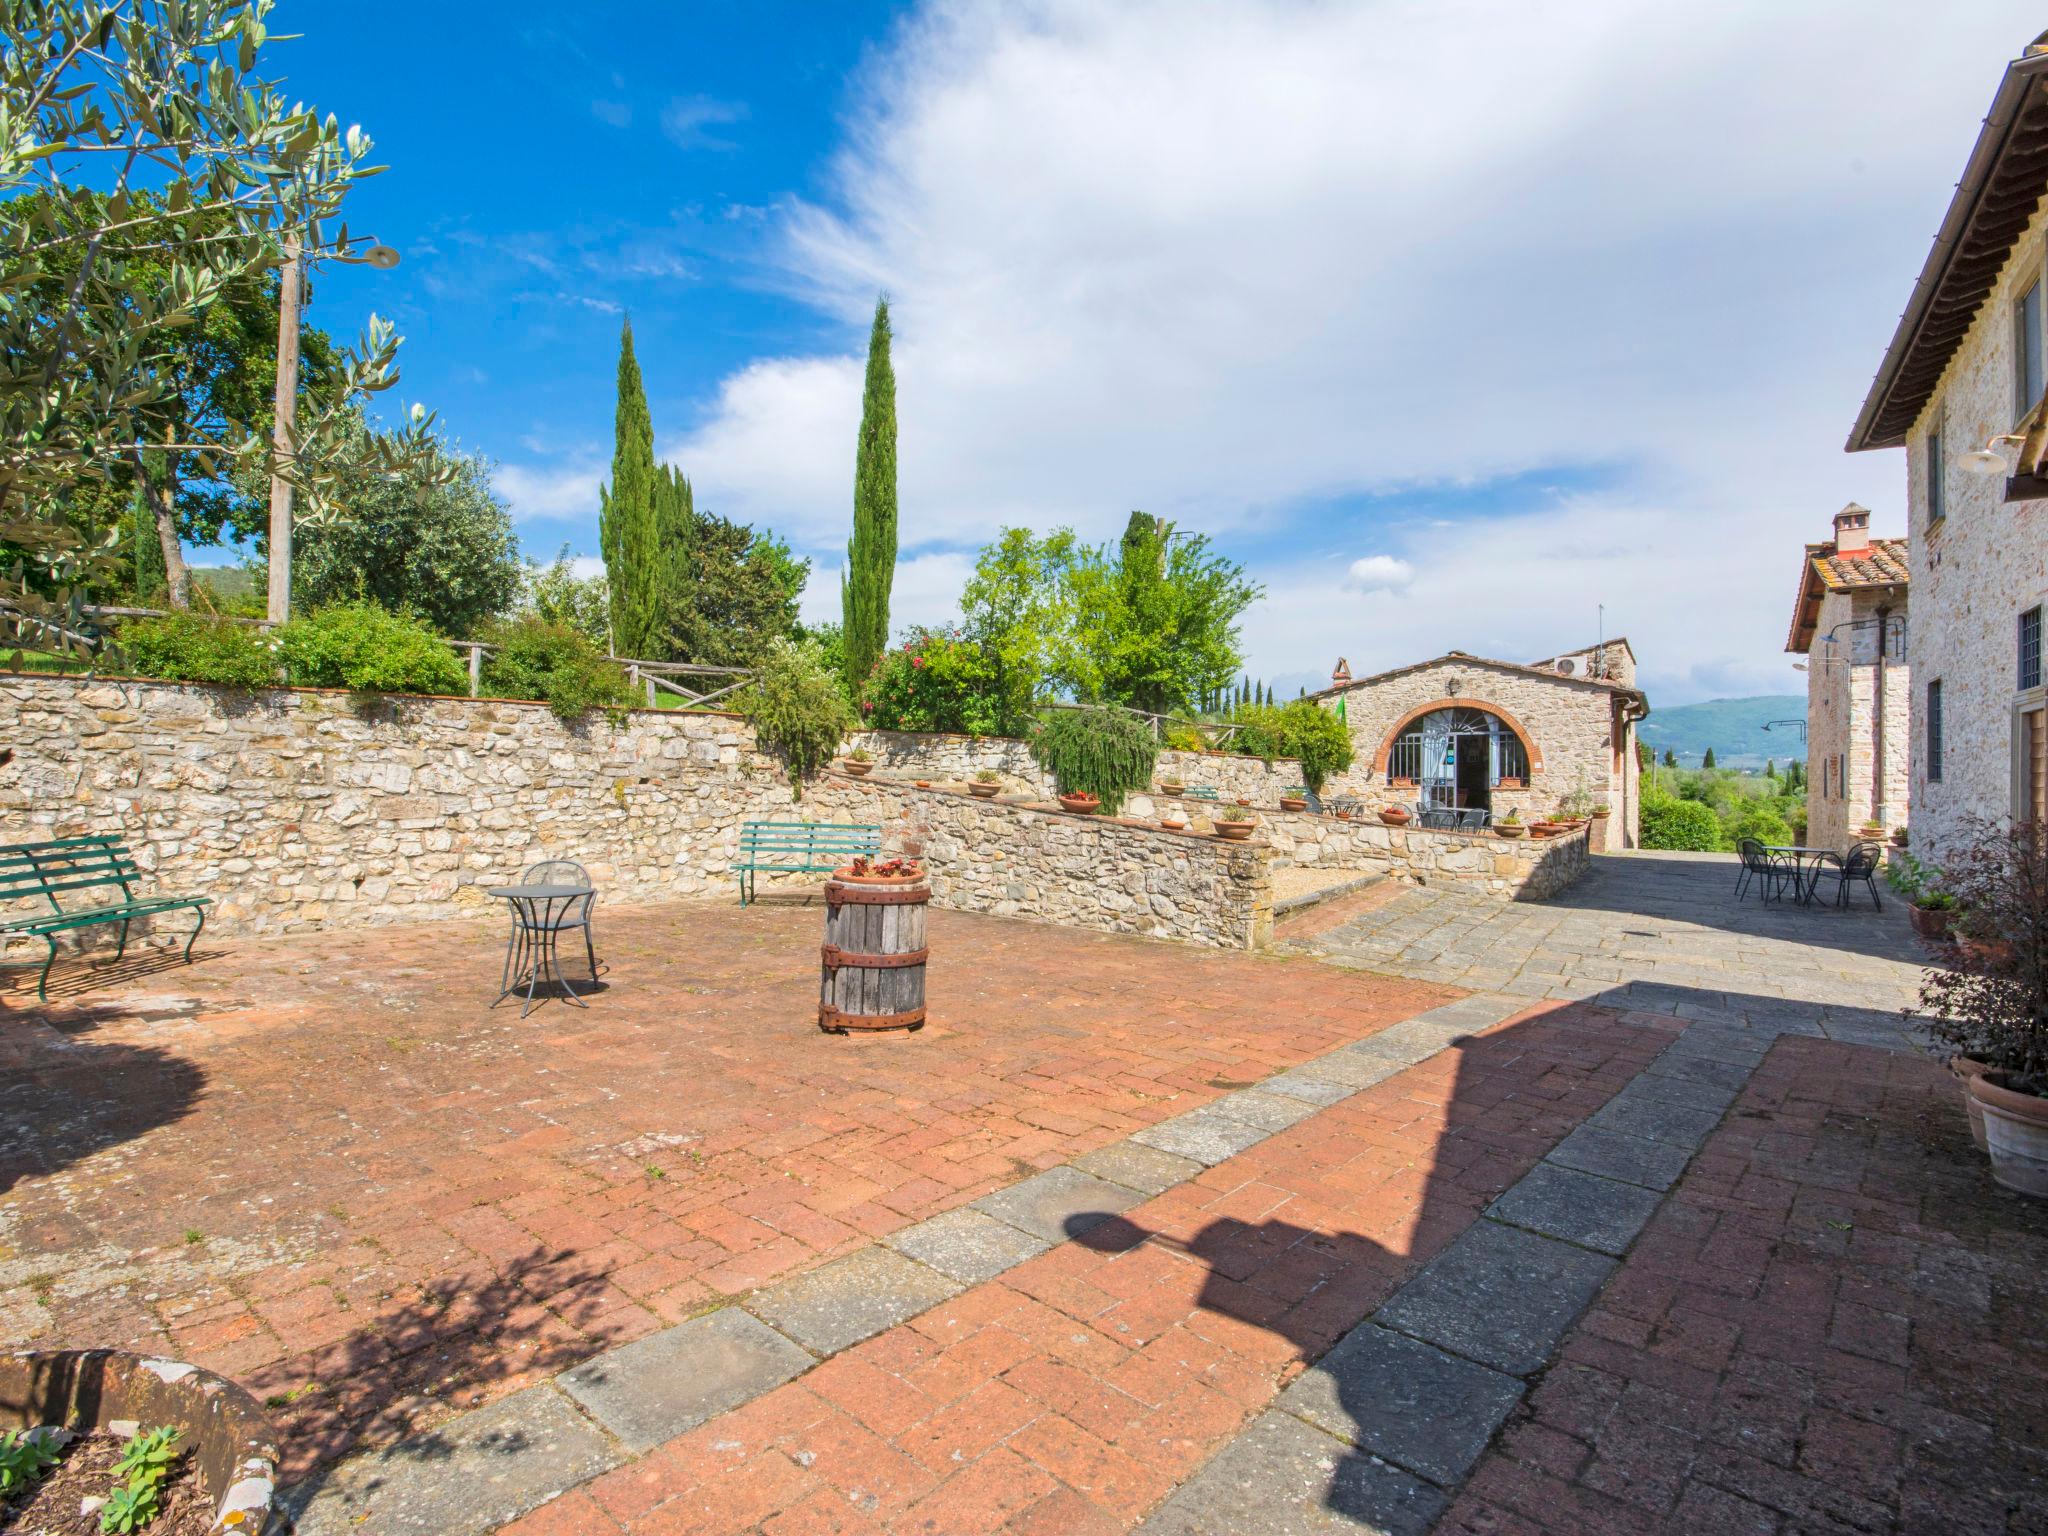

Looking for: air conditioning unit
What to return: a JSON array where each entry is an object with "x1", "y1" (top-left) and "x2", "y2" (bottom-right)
[{"x1": 1554, "y1": 656, "x2": 1581, "y2": 676}]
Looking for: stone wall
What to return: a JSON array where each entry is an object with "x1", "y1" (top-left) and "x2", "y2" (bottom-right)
[
  {"x1": 1254, "y1": 807, "x2": 1591, "y2": 900},
  {"x1": 1318, "y1": 655, "x2": 1639, "y2": 847},
  {"x1": 844, "y1": 730, "x2": 1302, "y2": 805},
  {"x1": 809, "y1": 776, "x2": 1272, "y2": 948},
  {"x1": 0, "y1": 674, "x2": 806, "y2": 936},
  {"x1": 1901, "y1": 194, "x2": 2048, "y2": 863}
]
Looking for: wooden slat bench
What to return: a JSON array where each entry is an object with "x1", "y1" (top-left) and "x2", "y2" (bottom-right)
[
  {"x1": 735, "y1": 821, "x2": 882, "y2": 907},
  {"x1": 1, "y1": 836, "x2": 210, "y2": 1001},
  {"x1": 1181, "y1": 786, "x2": 1220, "y2": 802}
]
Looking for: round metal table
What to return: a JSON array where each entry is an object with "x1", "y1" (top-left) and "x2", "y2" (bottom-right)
[{"x1": 487, "y1": 883, "x2": 594, "y2": 1015}]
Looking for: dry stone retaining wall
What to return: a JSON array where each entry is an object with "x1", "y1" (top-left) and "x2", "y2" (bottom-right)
[
  {"x1": 1255, "y1": 807, "x2": 1591, "y2": 899},
  {"x1": 845, "y1": 729, "x2": 1301, "y2": 805}
]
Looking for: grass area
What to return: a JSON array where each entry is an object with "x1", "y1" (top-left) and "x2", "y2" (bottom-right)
[{"x1": 1, "y1": 647, "x2": 93, "y2": 675}]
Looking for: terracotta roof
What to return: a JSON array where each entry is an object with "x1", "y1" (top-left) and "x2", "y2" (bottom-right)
[
  {"x1": 1307, "y1": 649, "x2": 1646, "y2": 705},
  {"x1": 1785, "y1": 537, "x2": 1910, "y2": 653},
  {"x1": 1848, "y1": 43, "x2": 2048, "y2": 452}
]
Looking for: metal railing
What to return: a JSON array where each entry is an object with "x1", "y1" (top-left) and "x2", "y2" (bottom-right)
[{"x1": 0, "y1": 601, "x2": 757, "y2": 707}]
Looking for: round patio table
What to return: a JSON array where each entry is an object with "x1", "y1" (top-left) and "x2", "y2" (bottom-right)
[
  {"x1": 487, "y1": 884, "x2": 594, "y2": 1015},
  {"x1": 1764, "y1": 846, "x2": 1831, "y2": 905}
]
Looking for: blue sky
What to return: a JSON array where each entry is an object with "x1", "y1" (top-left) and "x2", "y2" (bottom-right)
[{"x1": 266, "y1": 1, "x2": 2041, "y2": 705}]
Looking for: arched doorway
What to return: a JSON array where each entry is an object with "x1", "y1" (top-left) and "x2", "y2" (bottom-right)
[{"x1": 1384, "y1": 706, "x2": 1532, "y2": 816}]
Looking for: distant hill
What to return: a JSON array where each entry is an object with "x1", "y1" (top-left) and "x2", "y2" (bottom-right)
[{"x1": 1638, "y1": 695, "x2": 1805, "y2": 769}]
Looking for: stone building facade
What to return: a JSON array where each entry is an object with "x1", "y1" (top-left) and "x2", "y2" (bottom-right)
[
  {"x1": 1312, "y1": 646, "x2": 1646, "y2": 847},
  {"x1": 1848, "y1": 34, "x2": 2048, "y2": 861},
  {"x1": 1785, "y1": 505, "x2": 1910, "y2": 850}
]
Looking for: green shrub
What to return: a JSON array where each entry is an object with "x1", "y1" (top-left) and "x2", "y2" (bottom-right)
[
  {"x1": 860, "y1": 627, "x2": 1019, "y2": 736},
  {"x1": 480, "y1": 617, "x2": 638, "y2": 723},
  {"x1": 275, "y1": 602, "x2": 468, "y2": 696},
  {"x1": 1725, "y1": 805, "x2": 1793, "y2": 851},
  {"x1": 1273, "y1": 699, "x2": 1353, "y2": 793},
  {"x1": 1029, "y1": 706, "x2": 1158, "y2": 814},
  {"x1": 1640, "y1": 796, "x2": 1720, "y2": 852},
  {"x1": 1162, "y1": 723, "x2": 1205, "y2": 752},
  {"x1": 747, "y1": 636, "x2": 855, "y2": 799},
  {"x1": 118, "y1": 612, "x2": 277, "y2": 688}
]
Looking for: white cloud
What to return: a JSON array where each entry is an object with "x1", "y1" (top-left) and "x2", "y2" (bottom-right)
[
  {"x1": 1343, "y1": 556, "x2": 1415, "y2": 595},
  {"x1": 668, "y1": 0, "x2": 2037, "y2": 701},
  {"x1": 797, "y1": 550, "x2": 975, "y2": 631},
  {"x1": 567, "y1": 555, "x2": 606, "y2": 580},
  {"x1": 497, "y1": 460, "x2": 602, "y2": 523},
  {"x1": 591, "y1": 99, "x2": 632, "y2": 128},
  {"x1": 661, "y1": 94, "x2": 748, "y2": 152},
  {"x1": 559, "y1": 292, "x2": 623, "y2": 314}
]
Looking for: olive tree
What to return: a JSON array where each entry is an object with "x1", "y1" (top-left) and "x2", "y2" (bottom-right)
[{"x1": 0, "y1": 0, "x2": 443, "y2": 640}]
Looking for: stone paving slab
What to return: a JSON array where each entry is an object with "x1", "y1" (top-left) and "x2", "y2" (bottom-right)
[
  {"x1": 1275, "y1": 1323, "x2": 1522, "y2": 1486},
  {"x1": 1483, "y1": 1161, "x2": 1665, "y2": 1257},
  {"x1": 969, "y1": 1162, "x2": 1149, "y2": 1241},
  {"x1": 880, "y1": 1206, "x2": 1052, "y2": 1285},
  {"x1": 1374, "y1": 1219, "x2": 1617, "y2": 1376},
  {"x1": 557, "y1": 1307, "x2": 812, "y2": 1454},
  {"x1": 1544, "y1": 1122, "x2": 1694, "y2": 1190},
  {"x1": 289, "y1": 1383, "x2": 625, "y2": 1536},
  {"x1": 1072, "y1": 1139, "x2": 1206, "y2": 1195},
  {"x1": 1208, "y1": 1086, "x2": 1326, "y2": 1133},
  {"x1": 1583, "y1": 1088, "x2": 1725, "y2": 1148},
  {"x1": 1130, "y1": 1103, "x2": 1276, "y2": 1165},
  {"x1": 1259, "y1": 1066, "x2": 1360, "y2": 1105},
  {"x1": 743, "y1": 1245, "x2": 960, "y2": 1356},
  {"x1": 1135, "y1": 1411, "x2": 1448, "y2": 1536}
]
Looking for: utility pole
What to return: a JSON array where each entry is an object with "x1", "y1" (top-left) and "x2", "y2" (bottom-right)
[{"x1": 265, "y1": 231, "x2": 304, "y2": 625}]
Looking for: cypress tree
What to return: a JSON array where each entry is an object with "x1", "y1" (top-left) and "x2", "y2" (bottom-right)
[
  {"x1": 1702, "y1": 746, "x2": 1717, "y2": 769},
  {"x1": 842, "y1": 296, "x2": 898, "y2": 697},
  {"x1": 599, "y1": 318, "x2": 660, "y2": 657}
]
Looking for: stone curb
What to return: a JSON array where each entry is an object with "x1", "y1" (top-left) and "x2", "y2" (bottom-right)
[{"x1": 283, "y1": 990, "x2": 1513, "y2": 1535}]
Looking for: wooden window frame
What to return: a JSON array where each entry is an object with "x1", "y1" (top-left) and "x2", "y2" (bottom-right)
[
  {"x1": 2019, "y1": 273, "x2": 2047, "y2": 426},
  {"x1": 1928, "y1": 679, "x2": 1944, "y2": 784},
  {"x1": 1926, "y1": 420, "x2": 1946, "y2": 528}
]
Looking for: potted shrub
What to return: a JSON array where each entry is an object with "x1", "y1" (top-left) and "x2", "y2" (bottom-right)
[
  {"x1": 1528, "y1": 819, "x2": 1565, "y2": 838},
  {"x1": 1159, "y1": 776, "x2": 1186, "y2": 796},
  {"x1": 1914, "y1": 819, "x2": 2048, "y2": 1194},
  {"x1": 969, "y1": 769, "x2": 1001, "y2": 799},
  {"x1": 1334, "y1": 808, "x2": 1352, "y2": 821},
  {"x1": 1235, "y1": 796, "x2": 1253, "y2": 808},
  {"x1": 841, "y1": 748, "x2": 874, "y2": 777},
  {"x1": 1860, "y1": 821, "x2": 1886, "y2": 844},
  {"x1": 1378, "y1": 805, "x2": 1411, "y2": 827},
  {"x1": 1280, "y1": 788, "x2": 1309, "y2": 812},
  {"x1": 1912, "y1": 888, "x2": 1959, "y2": 943},
  {"x1": 1214, "y1": 806, "x2": 1257, "y2": 841},
  {"x1": 1058, "y1": 790, "x2": 1101, "y2": 815},
  {"x1": 1892, "y1": 825, "x2": 1910, "y2": 849},
  {"x1": 1496, "y1": 810, "x2": 1526, "y2": 840},
  {"x1": 1590, "y1": 804, "x2": 1612, "y2": 820},
  {"x1": 1029, "y1": 706, "x2": 1158, "y2": 817}
]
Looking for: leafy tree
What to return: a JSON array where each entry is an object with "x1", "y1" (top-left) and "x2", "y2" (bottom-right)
[
  {"x1": 519, "y1": 546, "x2": 610, "y2": 647},
  {"x1": 599, "y1": 319, "x2": 662, "y2": 656},
  {"x1": 1702, "y1": 746, "x2": 1717, "y2": 769},
  {"x1": 958, "y1": 527, "x2": 1081, "y2": 722},
  {"x1": 660, "y1": 488, "x2": 805, "y2": 667},
  {"x1": 1765, "y1": 759, "x2": 1777, "y2": 779},
  {"x1": 1641, "y1": 796, "x2": 1720, "y2": 851},
  {"x1": 747, "y1": 636, "x2": 854, "y2": 799},
  {"x1": 1663, "y1": 749, "x2": 1678, "y2": 768},
  {"x1": 287, "y1": 417, "x2": 519, "y2": 638},
  {"x1": 842, "y1": 296, "x2": 898, "y2": 696},
  {"x1": 0, "y1": 0, "x2": 443, "y2": 641},
  {"x1": 862, "y1": 627, "x2": 1008, "y2": 736}
]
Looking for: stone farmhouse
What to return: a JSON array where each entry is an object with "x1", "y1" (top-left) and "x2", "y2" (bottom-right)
[
  {"x1": 1311, "y1": 640, "x2": 1647, "y2": 849},
  {"x1": 1785, "y1": 504, "x2": 1909, "y2": 851},
  {"x1": 1847, "y1": 30, "x2": 2048, "y2": 860}
]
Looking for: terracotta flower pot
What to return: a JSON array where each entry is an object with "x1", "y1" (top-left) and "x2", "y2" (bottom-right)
[
  {"x1": 1968, "y1": 1071, "x2": 2048, "y2": 1196},
  {"x1": 1214, "y1": 820, "x2": 1255, "y2": 841},
  {"x1": 1497, "y1": 777, "x2": 1524, "y2": 790},
  {"x1": 1910, "y1": 902, "x2": 1955, "y2": 943},
  {"x1": 1160, "y1": 816, "x2": 1187, "y2": 832},
  {"x1": 1950, "y1": 1055, "x2": 1990, "y2": 1151},
  {"x1": 914, "y1": 779, "x2": 932, "y2": 789},
  {"x1": 1590, "y1": 807, "x2": 1612, "y2": 819},
  {"x1": 1159, "y1": 782, "x2": 1186, "y2": 796},
  {"x1": 968, "y1": 781, "x2": 1000, "y2": 798},
  {"x1": 1528, "y1": 822, "x2": 1564, "y2": 838},
  {"x1": 1496, "y1": 823, "x2": 1527, "y2": 840},
  {"x1": 841, "y1": 759, "x2": 873, "y2": 777},
  {"x1": 1058, "y1": 792, "x2": 1101, "y2": 815},
  {"x1": 1335, "y1": 811, "x2": 1352, "y2": 821},
  {"x1": 1378, "y1": 808, "x2": 1411, "y2": 827},
  {"x1": 1280, "y1": 796, "x2": 1308, "y2": 812},
  {"x1": 1235, "y1": 797, "x2": 1253, "y2": 808}
]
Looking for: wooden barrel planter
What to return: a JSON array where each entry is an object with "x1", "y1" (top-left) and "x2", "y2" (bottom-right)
[{"x1": 820, "y1": 860, "x2": 929, "y2": 1033}]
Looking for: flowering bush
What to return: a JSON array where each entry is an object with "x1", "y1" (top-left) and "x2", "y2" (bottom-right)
[{"x1": 861, "y1": 627, "x2": 1016, "y2": 735}]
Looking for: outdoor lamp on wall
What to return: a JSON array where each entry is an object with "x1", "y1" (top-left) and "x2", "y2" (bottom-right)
[{"x1": 1961, "y1": 432, "x2": 2026, "y2": 474}]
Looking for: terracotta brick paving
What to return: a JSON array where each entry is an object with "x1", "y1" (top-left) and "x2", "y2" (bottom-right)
[
  {"x1": 0, "y1": 901, "x2": 1454, "y2": 1478},
  {"x1": 493, "y1": 995, "x2": 1679, "y2": 1535},
  {"x1": 1440, "y1": 1036, "x2": 2048, "y2": 1536}
]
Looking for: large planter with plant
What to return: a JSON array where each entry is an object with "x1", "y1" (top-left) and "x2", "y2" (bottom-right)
[
  {"x1": 0, "y1": 1349, "x2": 279, "y2": 1534},
  {"x1": 1910, "y1": 893, "x2": 1957, "y2": 943},
  {"x1": 969, "y1": 771, "x2": 1000, "y2": 799},
  {"x1": 1495, "y1": 814, "x2": 1526, "y2": 840},
  {"x1": 1214, "y1": 807, "x2": 1257, "y2": 841},
  {"x1": 1378, "y1": 806, "x2": 1411, "y2": 827},
  {"x1": 1280, "y1": 792, "x2": 1308, "y2": 813},
  {"x1": 840, "y1": 751, "x2": 874, "y2": 777},
  {"x1": 1916, "y1": 818, "x2": 2048, "y2": 1191},
  {"x1": 1951, "y1": 1054, "x2": 1991, "y2": 1150},
  {"x1": 1057, "y1": 792, "x2": 1100, "y2": 816},
  {"x1": 1029, "y1": 707, "x2": 1158, "y2": 818},
  {"x1": 1968, "y1": 1072, "x2": 2048, "y2": 1195},
  {"x1": 1158, "y1": 778, "x2": 1185, "y2": 797}
]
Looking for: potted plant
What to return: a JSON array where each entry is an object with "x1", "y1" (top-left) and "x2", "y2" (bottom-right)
[
  {"x1": 914, "y1": 779, "x2": 932, "y2": 789},
  {"x1": 841, "y1": 747, "x2": 874, "y2": 777},
  {"x1": 1590, "y1": 804, "x2": 1612, "y2": 820},
  {"x1": 1029, "y1": 706, "x2": 1158, "y2": 817},
  {"x1": 1860, "y1": 821, "x2": 1886, "y2": 843},
  {"x1": 1235, "y1": 796, "x2": 1252, "y2": 808},
  {"x1": 969, "y1": 769, "x2": 1001, "y2": 799},
  {"x1": 1912, "y1": 887, "x2": 1959, "y2": 943},
  {"x1": 1528, "y1": 819, "x2": 1565, "y2": 838},
  {"x1": 1915, "y1": 819, "x2": 2048, "y2": 1194},
  {"x1": 1160, "y1": 812, "x2": 1188, "y2": 832},
  {"x1": 1159, "y1": 776, "x2": 1186, "y2": 796},
  {"x1": 1280, "y1": 788, "x2": 1309, "y2": 812},
  {"x1": 1378, "y1": 805, "x2": 1411, "y2": 827},
  {"x1": 1892, "y1": 826, "x2": 1910, "y2": 849},
  {"x1": 1496, "y1": 810, "x2": 1526, "y2": 839},
  {"x1": 1214, "y1": 806, "x2": 1257, "y2": 841},
  {"x1": 1334, "y1": 808, "x2": 1352, "y2": 821}
]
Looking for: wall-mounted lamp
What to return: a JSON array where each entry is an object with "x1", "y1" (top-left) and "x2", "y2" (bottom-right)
[{"x1": 1961, "y1": 432, "x2": 2027, "y2": 475}]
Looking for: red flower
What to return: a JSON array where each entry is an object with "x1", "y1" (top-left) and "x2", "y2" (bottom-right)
[
  {"x1": 911, "y1": 656, "x2": 926, "y2": 669},
  {"x1": 862, "y1": 700, "x2": 873, "y2": 712}
]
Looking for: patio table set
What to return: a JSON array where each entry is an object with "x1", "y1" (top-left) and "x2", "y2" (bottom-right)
[{"x1": 1735, "y1": 838, "x2": 1885, "y2": 909}]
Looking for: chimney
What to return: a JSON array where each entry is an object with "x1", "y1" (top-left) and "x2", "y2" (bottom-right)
[
  {"x1": 1331, "y1": 657, "x2": 1352, "y2": 687},
  {"x1": 1831, "y1": 503, "x2": 1870, "y2": 556}
]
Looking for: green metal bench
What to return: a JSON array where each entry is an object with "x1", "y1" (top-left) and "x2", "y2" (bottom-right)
[
  {"x1": 1181, "y1": 786, "x2": 1220, "y2": 802},
  {"x1": 1, "y1": 836, "x2": 210, "y2": 1001},
  {"x1": 735, "y1": 821, "x2": 882, "y2": 907}
]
